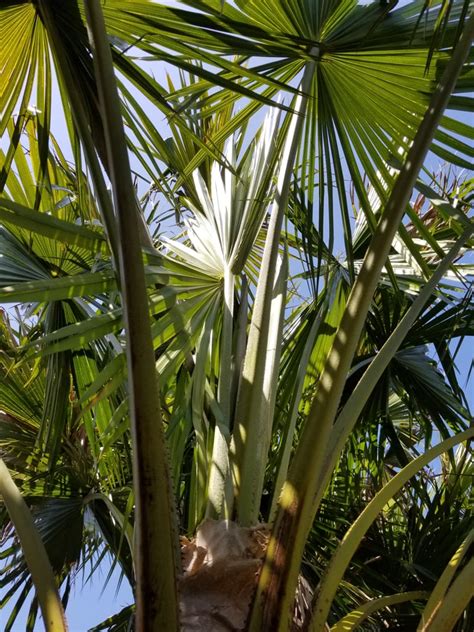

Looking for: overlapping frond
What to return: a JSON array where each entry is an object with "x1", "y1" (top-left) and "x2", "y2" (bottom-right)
[{"x1": 0, "y1": 0, "x2": 472, "y2": 629}]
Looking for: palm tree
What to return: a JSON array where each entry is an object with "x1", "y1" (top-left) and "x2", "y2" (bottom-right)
[{"x1": 0, "y1": 0, "x2": 473, "y2": 630}]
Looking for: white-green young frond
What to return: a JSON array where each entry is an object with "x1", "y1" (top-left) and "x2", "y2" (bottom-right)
[
  {"x1": 229, "y1": 104, "x2": 282, "y2": 271},
  {"x1": 161, "y1": 232, "x2": 223, "y2": 277},
  {"x1": 161, "y1": 106, "x2": 284, "y2": 282}
]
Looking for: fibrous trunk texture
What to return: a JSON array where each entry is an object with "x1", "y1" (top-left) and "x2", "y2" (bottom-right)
[{"x1": 180, "y1": 520, "x2": 312, "y2": 631}]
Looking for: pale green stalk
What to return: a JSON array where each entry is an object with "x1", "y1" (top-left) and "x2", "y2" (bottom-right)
[
  {"x1": 190, "y1": 298, "x2": 220, "y2": 528},
  {"x1": 207, "y1": 264, "x2": 234, "y2": 517},
  {"x1": 221, "y1": 271, "x2": 235, "y2": 404},
  {"x1": 309, "y1": 428, "x2": 474, "y2": 631},
  {"x1": 0, "y1": 460, "x2": 67, "y2": 632},
  {"x1": 420, "y1": 557, "x2": 474, "y2": 631},
  {"x1": 233, "y1": 54, "x2": 317, "y2": 525},
  {"x1": 269, "y1": 269, "x2": 347, "y2": 522},
  {"x1": 250, "y1": 252, "x2": 288, "y2": 516},
  {"x1": 224, "y1": 274, "x2": 249, "y2": 517},
  {"x1": 313, "y1": 227, "x2": 474, "y2": 523},
  {"x1": 231, "y1": 275, "x2": 249, "y2": 415},
  {"x1": 251, "y1": 16, "x2": 474, "y2": 631},
  {"x1": 417, "y1": 530, "x2": 474, "y2": 630},
  {"x1": 269, "y1": 306, "x2": 325, "y2": 522},
  {"x1": 84, "y1": 2, "x2": 180, "y2": 630},
  {"x1": 331, "y1": 591, "x2": 429, "y2": 631}
]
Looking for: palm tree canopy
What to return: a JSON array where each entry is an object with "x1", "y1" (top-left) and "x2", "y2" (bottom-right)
[{"x1": 0, "y1": 0, "x2": 473, "y2": 630}]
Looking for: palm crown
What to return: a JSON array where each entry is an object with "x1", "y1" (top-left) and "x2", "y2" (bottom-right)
[{"x1": 0, "y1": 1, "x2": 473, "y2": 630}]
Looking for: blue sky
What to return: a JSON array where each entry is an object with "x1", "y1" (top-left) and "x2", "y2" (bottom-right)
[{"x1": 1, "y1": 566, "x2": 133, "y2": 631}]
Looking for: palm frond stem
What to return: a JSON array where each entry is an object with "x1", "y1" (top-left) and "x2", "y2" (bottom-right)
[
  {"x1": 233, "y1": 52, "x2": 318, "y2": 526},
  {"x1": 0, "y1": 460, "x2": 67, "y2": 632},
  {"x1": 252, "y1": 13, "x2": 474, "y2": 631},
  {"x1": 83, "y1": 1, "x2": 181, "y2": 629}
]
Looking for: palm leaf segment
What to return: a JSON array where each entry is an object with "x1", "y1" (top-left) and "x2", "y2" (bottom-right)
[
  {"x1": 3, "y1": 0, "x2": 473, "y2": 272},
  {"x1": 0, "y1": 309, "x2": 135, "y2": 631},
  {"x1": 0, "y1": 101, "x2": 283, "y2": 526},
  {"x1": 105, "y1": 0, "x2": 473, "y2": 259},
  {"x1": 163, "y1": 106, "x2": 280, "y2": 277}
]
